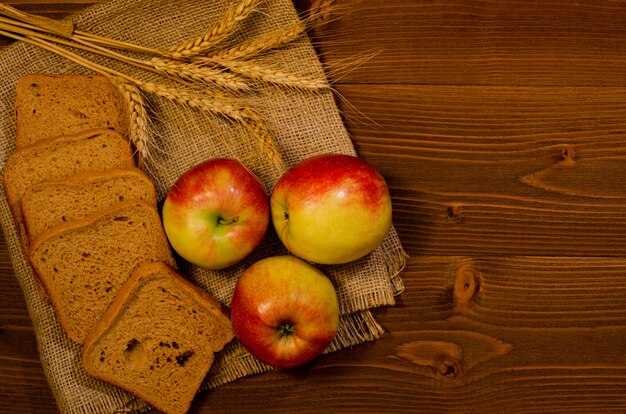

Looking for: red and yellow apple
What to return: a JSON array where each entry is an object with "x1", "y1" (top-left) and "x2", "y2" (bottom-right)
[
  {"x1": 230, "y1": 255, "x2": 340, "y2": 369},
  {"x1": 270, "y1": 153, "x2": 392, "y2": 264},
  {"x1": 162, "y1": 158, "x2": 269, "y2": 269}
]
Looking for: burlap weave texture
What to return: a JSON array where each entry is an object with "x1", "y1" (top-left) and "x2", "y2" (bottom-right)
[{"x1": 0, "y1": 0, "x2": 406, "y2": 412}]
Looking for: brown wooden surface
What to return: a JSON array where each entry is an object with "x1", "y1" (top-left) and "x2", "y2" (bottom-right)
[{"x1": 3, "y1": 0, "x2": 626, "y2": 413}]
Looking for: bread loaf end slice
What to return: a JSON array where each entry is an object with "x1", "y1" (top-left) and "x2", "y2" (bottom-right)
[
  {"x1": 15, "y1": 74, "x2": 130, "y2": 148},
  {"x1": 83, "y1": 262, "x2": 233, "y2": 414},
  {"x1": 29, "y1": 200, "x2": 175, "y2": 343},
  {"x1": 21, "y1": 167, "x2": 156, "y2": 242}
]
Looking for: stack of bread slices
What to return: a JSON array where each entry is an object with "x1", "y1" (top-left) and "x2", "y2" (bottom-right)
[{"x1": 3, "y1": 74, "x2": 233, "y2": 414}]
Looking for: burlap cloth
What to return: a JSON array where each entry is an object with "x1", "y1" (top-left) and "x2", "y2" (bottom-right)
[{"x1": 0, "y1": 0, "x2": 406, "y2": 412}]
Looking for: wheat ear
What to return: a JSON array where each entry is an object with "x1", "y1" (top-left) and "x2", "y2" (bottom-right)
[
  {"x1": 168, "y1": 0, "x2": 261, "y2": 59},
  {"x1": 137, "y1": 81, "x2": 284, "y2": 169},
  {"x1": 211, "y1": 20, "x2": 306, "y2": 60},
  {"x1": 150, "y1": 58, "x2": 250, "y2": 91},
  {"x1": 212, "y1": 58, "x2": 329, "y2": 91},
  {"x1": 110, "y1": 78, "x2": 150, "y2": 168},
  {"x1": 138, "y1": 81, "x2": 247, "y2": 119},
  {"x1": 243, "y1": 113, "x2": 286, "y2": 171}
]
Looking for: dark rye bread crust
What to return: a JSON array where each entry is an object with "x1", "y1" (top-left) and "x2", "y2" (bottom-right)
[
  {"x1": 14, "y1": 74, "x2": 130, "y2": 149},
  {"x1": 82, "y1": 262, "x2": 233, "y2": 414},
  {"x1": 21, "y1": 167, "x2": 157, "y2": 242},
  {"x1": 29, "y1": 200, "x2": 176, "y2": 343}
]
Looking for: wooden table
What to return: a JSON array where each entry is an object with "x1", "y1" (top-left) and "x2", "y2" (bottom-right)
[{"x1": 3, "y1": 0, "x2": 626, "y2": 412}]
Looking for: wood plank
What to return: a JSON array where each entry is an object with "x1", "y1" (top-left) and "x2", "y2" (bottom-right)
[
  {"x1": 312, "y1": 0, "x2": 626, "y2": 86},
  {"x1": 338, "y1": 83, "x2": 626, "y2": 256},
  {"x1": 186, "y1": 256, "x2": 626, "y2": 413},
  {"x1": 0, "y1": 325, "x2": 56, "y2": 412}
]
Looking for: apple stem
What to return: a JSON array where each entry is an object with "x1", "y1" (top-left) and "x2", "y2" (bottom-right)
[
  {"x1": 217, "y1": 216, "x2": 239, "y2": 225},
  {"x1": 277, "y1": 322, "x2": 294, "y2": 337}
]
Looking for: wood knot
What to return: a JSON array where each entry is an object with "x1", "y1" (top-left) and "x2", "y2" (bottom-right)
[
  {"x1": 395, "y1": 340, "x2": 463, "y2": 383},
  {"x1": 560, "y1": 145, "x2": 577, "y2": 165},
  {"x1": 395, "y1": 332, "x2": 512, "y2": 385},
  {"x1": 454, "y1": 260, "x2": 481, "y2": 308},
  {"x1": 437, "y1": 357, "x2": 462, "y2": 381},
  {"x1": 446, "y1": 205, "x2": 464, "y2": 224}
]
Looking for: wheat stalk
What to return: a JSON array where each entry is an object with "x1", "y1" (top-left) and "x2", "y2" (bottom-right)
[
  {"x1": 73, "y1": 30, "x2": 166, "y2": 57},
  {"x1": 168, "y1": 0, "x2": 261, "y2": 59},
  {"x1": 0, "y1": 2, "x2": 73, "y2": 36},
  {"x1": 0, "y1": 5, "x2": 167, "y2": 57},
  {"x1": 149, "y1": 58, "x2": 250, "y2": 91},
  {"x1": 212, "y1": 58, "x2": 329, "y2": 91},
  {"x1": 211, "y1": 20, "x2": 305, "y2": 60}
]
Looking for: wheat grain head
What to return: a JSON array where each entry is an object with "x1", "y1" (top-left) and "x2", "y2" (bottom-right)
[
  {"x1": 150, "y1": 58, "x2": 250, "y2": 91},
  {"x1": 213, "y1": 58, "x2": 329, "y2": 91},
  {"x1": 110, "y1": 77, "x2": 152, "y2": 168},
  {"x1": 211, "y1": 20, "x2": 306, "y2": 60},
  {"x1": 168, "y1": 0, "x2": 261, "y2": 59}
]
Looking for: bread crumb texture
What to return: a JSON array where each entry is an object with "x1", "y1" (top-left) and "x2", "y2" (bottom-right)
[
  {"x1": 29, "y1": 202, "x2": 174, "y2": 343},
  {"x1": 15, "y1": 74, "x2": 130, "y2": 148}
]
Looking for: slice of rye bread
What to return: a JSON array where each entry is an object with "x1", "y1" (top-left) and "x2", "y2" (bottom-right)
[
  {"x1": 82, "y1": 262, "x2": 233, "y2": 414},
  {"x1": 14, "y1": 74, "x2": 130, "y2": 148},
  {"x1": 29, "y1": 200, "x2": 176, "y2": 343},
  {"x1": 21, "y1": 167, "x2": 157, "y2": 242},
  {"x1": 3, "y1": 128, "x2": 135, "y2": 254}
]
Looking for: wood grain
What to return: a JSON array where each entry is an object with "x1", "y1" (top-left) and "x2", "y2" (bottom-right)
[
  {"x1": 312, "y1": 0, "x2": 626, "y2": 86},
  {"x1": 2, "y1": 0, "x2": 626, "y2": 413}
]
